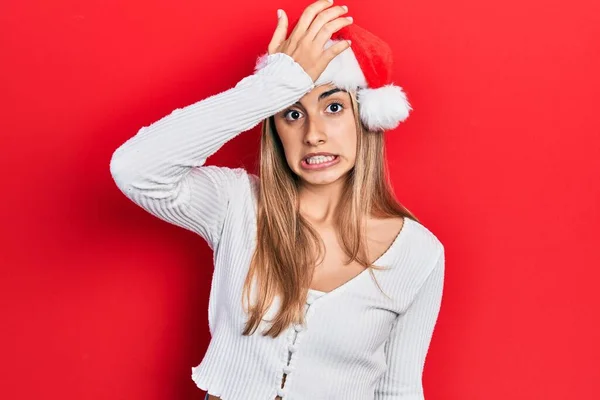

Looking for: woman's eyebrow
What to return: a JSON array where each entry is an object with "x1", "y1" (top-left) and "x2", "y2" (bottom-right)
[
  {"x1": 290, "y1": 88, "x2": 347, "y2": 108},
  {"x1": 318, "y1": 88, "x2": 346, "y2": 101}
]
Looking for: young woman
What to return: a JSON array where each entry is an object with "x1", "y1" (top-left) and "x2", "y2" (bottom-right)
[{"x1": 110, "y1": 1, "x2": 445, "y2": 399}]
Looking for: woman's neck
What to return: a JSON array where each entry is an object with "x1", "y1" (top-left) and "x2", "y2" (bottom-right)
[{"x1": 297, "y1": 178, "x2": 346, "y2": 225}]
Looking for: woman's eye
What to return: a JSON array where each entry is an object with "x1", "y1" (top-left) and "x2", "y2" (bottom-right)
[
  {"x1": 284, "y1": 110, "x2": 303, "y2": 121},
  {"x1": 326, "y1": 102, "x2": 344, "y2": 114},
  {"x1": 283, "y1": 103, "x2": 343, "y2": 122}
]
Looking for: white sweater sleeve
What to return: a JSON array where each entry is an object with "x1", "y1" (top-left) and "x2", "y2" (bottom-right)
[
  {"x1": 374, "y1": 246, "x2": 445, "y2": 399},
  {"x1": 109, "y1": 53, "x2": 315, "y2": 251}
]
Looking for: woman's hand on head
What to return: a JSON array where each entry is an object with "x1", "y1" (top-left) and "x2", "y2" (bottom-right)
[{"x1": 268, "y1": 0, "x2": 353, "y2": 82}]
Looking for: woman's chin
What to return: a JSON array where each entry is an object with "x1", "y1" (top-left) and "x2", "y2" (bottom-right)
[{"x1": 297, "y1": 169, "x2": 348, "y2": 186}]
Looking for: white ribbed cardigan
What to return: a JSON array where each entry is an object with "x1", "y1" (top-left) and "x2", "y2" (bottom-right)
[{"x1": 109, "y1": 52, "x2": 445, "y2": 400}]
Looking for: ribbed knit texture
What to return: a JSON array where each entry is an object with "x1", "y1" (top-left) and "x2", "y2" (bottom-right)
[{"x1": 109, "y1": 52, "x2": 445, "y2": 400}]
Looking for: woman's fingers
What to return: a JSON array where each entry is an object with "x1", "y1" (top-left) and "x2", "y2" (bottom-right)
[
  {"x1": 288, "y1": 0, "x2": 334, "y2": 44},
  {"x1": 306, "y1": 39, "x2": 351, "y2": 82},
  {"x1": 263, "y1": 0, "x2": 353, "y2": 82},
  {"x1": 321, "y1": 38, "x2": 352, "y2": 66},
  {"x1": 268, "y1": 9, "x2": 288, "y2": 55},
  {"x1": 313, "y1": 15, "x2": 353, "y2": 47},
  {"x1": 305, "y1": 5, "x2": 349, "y2": 42}
]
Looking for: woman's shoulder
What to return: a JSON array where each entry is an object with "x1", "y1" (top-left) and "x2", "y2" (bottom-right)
[
  {"x1": 404, "y1": 216, "x2": 444, "y2": 252},
  {"x1": 370, "y1": 215, "x2": 442, "y2": 250},
  {"x1": 240, "y1": 170, "x2": 261, "y2": 213},
  {"x1": 374, "y1": 215, "x2": 443, "y2": 265},
  {"x1": 198, "y1": 166, "x2": 258, "y2": 207},
  {"x1": 247, "y1": 171, "x2": 260, "y2": 204},
  {"x1": 372, "y1": 216, "x2": 444, "y2": 305}
]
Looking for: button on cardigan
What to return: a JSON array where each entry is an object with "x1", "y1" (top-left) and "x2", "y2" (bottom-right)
[{"x1": 109, "y1": 52, "x2": 445, "y2": 400}]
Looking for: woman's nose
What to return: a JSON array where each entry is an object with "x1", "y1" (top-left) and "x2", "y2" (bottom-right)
[{"x1": 303, "y1": 118, "x2": 327, "y2": 145}]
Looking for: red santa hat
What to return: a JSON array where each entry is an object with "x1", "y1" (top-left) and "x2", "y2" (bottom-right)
[{"x1": 255, "y1": 23, "x2": 412, "y2": 132}]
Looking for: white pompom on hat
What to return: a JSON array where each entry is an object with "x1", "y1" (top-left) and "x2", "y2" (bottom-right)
[{"x1": 255, "y1": 23, "x2": 412, "y2": 132}]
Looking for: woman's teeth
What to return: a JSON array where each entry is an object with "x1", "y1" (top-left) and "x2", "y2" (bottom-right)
[{"x1": 306, "y1": 155, "x2": 336, "y2": 164}]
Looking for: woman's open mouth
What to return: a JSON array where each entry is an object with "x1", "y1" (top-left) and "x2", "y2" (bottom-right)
[{"x1": 301, "y1": 154, "x2": 340, "y2": 170}]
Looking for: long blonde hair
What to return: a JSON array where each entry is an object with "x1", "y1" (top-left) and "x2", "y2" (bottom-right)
[{"x1": 241, "y1": 89, "x2": 419, "y2": 338}]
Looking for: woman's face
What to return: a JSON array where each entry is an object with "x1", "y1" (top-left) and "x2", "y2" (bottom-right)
[{"x1": 274, "y1": 84, "x2": 357, "y2": 186}]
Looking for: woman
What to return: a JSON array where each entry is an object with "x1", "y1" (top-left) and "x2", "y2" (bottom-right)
[{"x1": 110, "y1": 1, "x2": 445, "y2": 399}]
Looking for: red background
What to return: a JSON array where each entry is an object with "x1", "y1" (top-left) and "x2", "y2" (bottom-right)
[{"x1": 2, "y1": 0, "x2": 599, "y2": 399}]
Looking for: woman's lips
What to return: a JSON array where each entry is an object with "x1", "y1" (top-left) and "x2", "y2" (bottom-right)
[{"x1": 301, "y1": 155, "x2": 340, "y2": 170}]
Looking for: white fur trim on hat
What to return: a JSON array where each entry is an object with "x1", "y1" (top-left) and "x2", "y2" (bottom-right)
[
  {"x1": 314, "y1": 40, "x2": 367, "y2": 90},
  {"x1": 357, "y1": 85, "x2": 412, "y2": 131},
  {"x1": 254, "y1": 52, "x2": 269, "y2": 72}
]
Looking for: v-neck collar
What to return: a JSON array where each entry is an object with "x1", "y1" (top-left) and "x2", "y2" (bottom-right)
[{"x1": 307, "y1": 217, "x2": 413, "y2": 302}]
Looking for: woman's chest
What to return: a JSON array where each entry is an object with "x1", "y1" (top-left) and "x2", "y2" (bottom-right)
[{"x1": 298, "y1": 287, "x2": 398, "y2": 358}]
